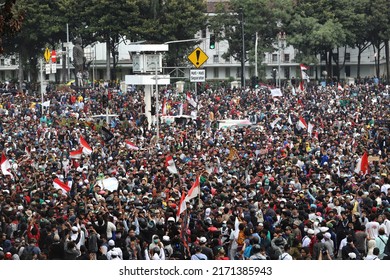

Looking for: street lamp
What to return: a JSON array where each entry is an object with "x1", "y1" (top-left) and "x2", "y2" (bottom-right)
[
  {"x1": 240, "y1": 8, "x2": 245, "y2": 89},
  {"x1": 277, "y1": 31, "x2": 286, "y2": 88}
]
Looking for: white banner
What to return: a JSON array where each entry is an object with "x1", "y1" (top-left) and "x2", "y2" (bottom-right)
[
  {"x1": 270, "y1": 88, "x2": 283, "y2": 97},
  {"x1": 190, "y1": 69, "x2": 205, "y2": 82},
  {"x1": 45, "y1": 63, "x2": 51, "y2": 74},
  {"x1": 97, "y1": 177, "x2": 119, "y2": 192},
  {"x1": 51, "y1": 63, "x2": 57, "y2": 73}
]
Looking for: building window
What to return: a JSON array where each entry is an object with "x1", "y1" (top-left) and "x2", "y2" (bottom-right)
[
  {"x1": 284, "y1": 67, "x2": 290, "y2": 79},
  {"x1": 214, "y1": 67, "x2": 219, "y2": 78},
  {"x1": 345, "y1": 53, "x2": 351, "y2": 62},
  {"x1": 0, "y1": 59, "x2": 4, "y2": 66},
  {"x1": 320, "y1": 53, "x2": 326, "y2": 61},
  {"x1": 284, "y1": 54, "x2": 290, "y2": 63},
  {"x1": 225, "y1": 67, "x2": 230, "y2": 78},
  {"x1": 213, "y1": 55, "x2": 219, "y2": 63},
  {"x1": 345, "y1": 65, "x2": 351, "y2": 77},
  {"x1": 272, "y1": 54, "x2": 278, "y2": 62},
  {"x1": 11, "y1": 59, "x2": 16, "y2": 65}
]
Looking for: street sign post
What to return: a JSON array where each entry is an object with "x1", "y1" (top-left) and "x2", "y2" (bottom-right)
[
  {"x1": 188, "y1": 47, "x2": 208, "y2": 68},
  {"x1": 51, "y1": 50, "x2": 57, "y2": 63},
  {"x1": 190, "y1": 69, "x2": 205, "y2": 82}
]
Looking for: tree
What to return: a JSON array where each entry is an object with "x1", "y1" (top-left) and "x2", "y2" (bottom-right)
[
  {"x1": 134, "y1": 0, "x2": 207, "y2": 69},
  {"x1": 3, "y1": 0, "x2": 66, "y2": 86},
  {"x1": 208, "y1": 0, "x2": 293, "y2": 81},
  {"x1": 0, "y1": 0, "x2": 24, "y2": 54}
]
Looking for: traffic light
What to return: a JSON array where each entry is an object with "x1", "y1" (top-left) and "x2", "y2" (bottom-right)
[{"x1": 209, "y1": 34, "x2": 215, "y2": 49}]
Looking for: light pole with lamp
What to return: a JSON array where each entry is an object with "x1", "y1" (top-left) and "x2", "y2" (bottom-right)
[
  {"x1": 277, "y1": 31, "x2": 286, "y2": 88},
  {"x1": 240, "y1": 8, "x2": 245, "y2": 88}
]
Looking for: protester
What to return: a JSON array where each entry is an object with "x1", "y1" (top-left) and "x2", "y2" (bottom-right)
[{"x1": 0, "y1": 80, "x2": 389, "y2": 261}]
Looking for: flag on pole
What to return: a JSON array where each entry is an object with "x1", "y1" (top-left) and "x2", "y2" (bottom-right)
[
  {"x1": 53, "y1": 178, "x2": 71, "y2": 193},
  {"x1": 125, "y1": 140, "x2": 139, "y2": 150},
  {"x1": 300, "y1": 64, "x2": 310, "y2": 82},
  {"x1": 186, "y1": 92, "x2": 197, "y2": 108},
  {"x1": 297, "y1": 116, "x2": 308, "y2": 130},
  {"x1": 308, "y1": 122, "x2": 314, "y2": 136},
  {"x1": 69, "y1": 148, "x2": 83, "y2": 159},
  {"x1": 185, "y1": 176, "x2": 200, "y2": 202},
  {"x1": 354, "y1": 152, "x2": 369, "y2": 175},
  {"x1": 166, "y1": 155, "x2": 178, "y2": 174},
  {"x1": 79, "y1": 136, "x2": 92, "y2": 155},
  {"x1": 176, "y1": 192, "x2": 187, "y2": 221},
  {"x1": 1, "y1": 153, "x2": 14, "y2": 179}
]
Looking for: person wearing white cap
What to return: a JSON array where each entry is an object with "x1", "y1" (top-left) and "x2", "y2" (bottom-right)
[
  {"x1": 106, "y1": 239, "x2": 123, "y2": 260},
  {"x1": 302, "y1": 229, "x2": 315, "y2": 248},
  {"x1": 322, "y1": 232, "x2": 334, "y2": 258}
]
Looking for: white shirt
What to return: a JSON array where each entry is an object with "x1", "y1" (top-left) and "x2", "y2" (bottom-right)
[{"x1": 279, "y1": 252, "x2": 293, "y2": 260}]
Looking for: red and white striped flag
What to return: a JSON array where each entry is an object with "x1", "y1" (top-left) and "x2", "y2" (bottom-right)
[
  {"x1": 297, "y1": 116, "x2": 308, "y2": 130},
  {"x1": 69, "y1": 148, "x2": 83, "y2": 159},
  {"x1": 79, "y1": 136, "x2": 92, "y2": 155},
  {"x1": 125, "y1": 140, "x2": 139, "y2": 150},
  {"x1": 165, "y1": 155, "x2": 178, "y2": 174},
  {"x1": 185, "y1": 176, "x2": 200, "y2": 202},
  {"x1": 354, "y1": 152, "x2": 369, "y2": 175},
  {"x1": 176, "y1": 192, "x2": 187, "y2": 221},
  {"x1": 186, "y1": 92, "x2": 197, "y2": 108},
  {"x1": 300, "y1": 64, "x2": 310, "y2": 82},
  {"x1": 1, "y1": 153, "x2": 14, "y2": 179},
  {"x1": 53, "y1": 178, "x2": 71, "y2": 193}
]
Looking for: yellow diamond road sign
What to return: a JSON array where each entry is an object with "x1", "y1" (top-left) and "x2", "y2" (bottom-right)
[
  {"x1": 44, "y1": 48, "x2": 51, "y2": 63},
  {"x1": 188, "y1": 47, "x2": 208, "y2": 68}
]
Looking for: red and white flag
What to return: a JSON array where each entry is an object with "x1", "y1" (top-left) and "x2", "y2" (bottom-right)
[
  {"x1": 186, "y1": 92, "x2": 197, "y2": 108},
  {"x1": 308, "y1": 122, "x2": 314, "y2": 136},
  {"x1": 69, "y1": 148, "x2": 83, "y2": 159},
  {"x1": 299, "y1": 81, "x2": 305, "y2": 92},
  {"x1": 354, "y1": 152, "x2": 369, "y2": 175},
  {"x1": 165, "y1": 155, "x2": 178, "y2": 174},
  {"x1": 185, "y1": 176, "x2": 200, "y2": 202},
  {"x1": 125, "y1": 140, "x2": 139, "y2": 150},
  {"x1": 314, "y1": 131, "x2": 319, "y2": 140},
  {"x1": 162, "y1": 98, "x2": 167, "y2": 116},
  {"x1": 297, "y1": 116, "x2": 308, "y2": 130},
  {"x1": 300, "y1": 64, "x2": 310, "y2": 82},
  {"x1": 79, "y1": 136, "x2": 92, "y2": 155},
  {"x1": 1, "y1": 153, "x2": 14, "y2": 179},
  {"x1": 53, "y1": 178, "x2": 71, "y2": 193},
  {"x1": 338, "y1": 83, "x2": 343, "y2": 91},
  {"x1": 176, "y1": 192, "x2": 187, "y2": 221}
]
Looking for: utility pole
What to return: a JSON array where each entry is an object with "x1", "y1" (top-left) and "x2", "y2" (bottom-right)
[{"x1": 241, "y1": 9, "x2": 245, "y2": 89}]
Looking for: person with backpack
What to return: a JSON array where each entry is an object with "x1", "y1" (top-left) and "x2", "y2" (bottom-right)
[{"x1": 20, "y1": 238, "x2": 40, "y2": 260}]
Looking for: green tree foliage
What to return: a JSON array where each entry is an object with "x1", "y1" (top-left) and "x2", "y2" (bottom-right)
[
  {"x1": 0, "y1": 0, "x2": 24, "y2": 54},
  {"x1": 135, "y1": 0, "x2": 207, "y2": 67},
  {"x1": 208, "y1": 0, "x2": 293, "y2": 79}
]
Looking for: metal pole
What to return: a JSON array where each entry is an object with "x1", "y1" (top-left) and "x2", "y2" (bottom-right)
[
  {"x1": 255, "y1": 32, "x2": 258, "y2": 78},
  {"x1": 278, "y1": 39, "x2": 281, "y2": 88},
  {"x1": 241, "y1": 10, "x2": 245, "y2": 89},
  {"x1": 155, "y1": 64, "x2": 159, "y2": 144},
  {"x1": 93, "y1": 44, "x2": 96, "y2": 87},
  {"x1": 66, "y1": 23, "x2": 70, "y2": 81},
  {"x1": 40, "y1": 58, "x2": 44, "y2": 116}
]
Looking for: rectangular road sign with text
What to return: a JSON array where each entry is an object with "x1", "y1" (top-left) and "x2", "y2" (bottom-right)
[{"x1": 190, "y1": 69, "x2": 205, "y2": 82}]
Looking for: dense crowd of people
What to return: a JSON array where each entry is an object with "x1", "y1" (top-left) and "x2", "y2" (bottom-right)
[{"x1": 0, "y1": 79, "x2": 389, "y2": 261}]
